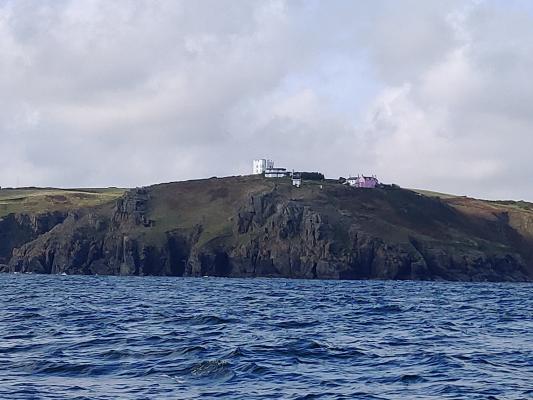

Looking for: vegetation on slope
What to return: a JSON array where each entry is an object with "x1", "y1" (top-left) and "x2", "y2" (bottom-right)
[
  {"x1": 2, "y1": 175, "x2": 533, "y2": 280},
  {"x1": 0, "y1": 187, "x2": 125, "y2": 218}
]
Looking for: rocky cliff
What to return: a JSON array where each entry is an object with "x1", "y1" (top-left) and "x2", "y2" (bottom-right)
[
  {"x1": 0, "y1": 211, "x2": 67, "y2": 266},
  {"x1": 2, "y1": 176, "x2": 533, "y2": 281}
]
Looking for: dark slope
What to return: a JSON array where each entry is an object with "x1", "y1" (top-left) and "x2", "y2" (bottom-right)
[{"x1": 2, "y1": 175, "x2": 533, "y2": 281}]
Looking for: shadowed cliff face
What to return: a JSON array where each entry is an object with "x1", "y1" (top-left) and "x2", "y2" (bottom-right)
[
  {"x1": 2, "y1": 176, "x2": 533, "y2": 281},
  {"x1": 0, "y1": 212, "x2": 67, "y2": 266}
]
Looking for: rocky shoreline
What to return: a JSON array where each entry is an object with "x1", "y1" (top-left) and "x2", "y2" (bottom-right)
[{"x1": 1, "y1": 176, "x2": 532, "y2": 281}]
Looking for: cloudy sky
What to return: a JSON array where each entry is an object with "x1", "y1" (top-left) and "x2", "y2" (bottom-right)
[{"x1": 1, "y1": 0, "x2": 532, "y2": 200}]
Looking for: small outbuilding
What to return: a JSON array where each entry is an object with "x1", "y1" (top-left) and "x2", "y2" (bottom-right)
[{"x1": 292, "y1": 173, "x2": 302, "y2": 188}]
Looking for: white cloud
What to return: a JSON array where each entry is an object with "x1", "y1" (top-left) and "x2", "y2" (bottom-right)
[
  {"x1": 359, "y1": 1, "x2": 533, "y2": 199},
  {"x1": 0, "y1": 0, "x2": 533, "y2": 200}
]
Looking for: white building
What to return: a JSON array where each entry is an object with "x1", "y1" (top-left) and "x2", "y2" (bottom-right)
[
  {"x1": 253, "y1": 159, "x2": 274, "y2": 175},
  {"x1": 292, "y1": 173, "x2": 302, "y2": 188},
  {"x1": 265, "y1": 167, "x2": 288, "y2": 178},
  {"x1": 347, "y1": 177, "x2": 358, "y2": 186}
]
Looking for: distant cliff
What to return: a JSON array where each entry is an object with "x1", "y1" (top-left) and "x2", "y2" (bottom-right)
[{"x1": 2, "y1": 176, "x2": 533, "y2": 281}]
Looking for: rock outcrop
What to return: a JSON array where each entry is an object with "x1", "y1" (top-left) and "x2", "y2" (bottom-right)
[
  {"x1": 0, "y1": 211, "x2": 67, "y2": 265},
  {"x1": 2, "y1": 176, "x2": 532, "y2": 281}
]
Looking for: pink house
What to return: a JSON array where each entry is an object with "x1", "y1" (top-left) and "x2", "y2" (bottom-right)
[{"x1": 347, "y1": 175, "x2": 379, "y2": 188}]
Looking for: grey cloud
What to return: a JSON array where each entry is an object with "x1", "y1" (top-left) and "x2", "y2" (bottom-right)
[{"x1": 0, "y1": 0, "x2": 532, "y2": 200}]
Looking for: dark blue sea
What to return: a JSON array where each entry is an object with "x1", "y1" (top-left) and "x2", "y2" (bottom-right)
[{"x1": 0, "y1": 275, "x2": 531, "y2": 399}]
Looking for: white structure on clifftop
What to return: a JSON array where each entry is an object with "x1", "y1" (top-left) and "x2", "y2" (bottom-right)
[
  {"x1": 265, "y1": 167, "x2": 287, "y2": 178},
  {"x1": 253, "y1": 159, "x2": 274, "y2": 174},
  {"x1": 251, "y1": 158, "x2": 292, "y2": 178},
  {"x1": 292, "y1": 172, "x2": 302, "y2": 188}
]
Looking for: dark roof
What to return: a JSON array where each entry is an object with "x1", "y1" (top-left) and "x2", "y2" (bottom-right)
[{"x1": 348, "y1": 176, "x2": 378, "y2": 180}]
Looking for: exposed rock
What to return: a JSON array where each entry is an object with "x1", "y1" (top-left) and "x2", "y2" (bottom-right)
[
  {"x1": 0, "y1": 211, "x2": 67, "y2": 264},
  {"x1": 2, "y1": 176, "x2": 532, "y2": 281},
  {"x1": 113, "y1": 188, "x2": 153, "y2": 227}
]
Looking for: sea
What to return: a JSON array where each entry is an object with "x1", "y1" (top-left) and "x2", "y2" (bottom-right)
[{"x1": 0, "y1": 274, "x2": 531, "y2": 399}]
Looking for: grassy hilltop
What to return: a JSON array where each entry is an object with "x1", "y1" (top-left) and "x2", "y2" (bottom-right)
[
  {"x1": 0, "y1": 187, "x2": 125, "y2": 218},
  {"x1": 2, "y1": 177, "x2": 533, "y2": 245},
  {"x1": 1, "y1": 176, "x2": 533, "y2": 281}
]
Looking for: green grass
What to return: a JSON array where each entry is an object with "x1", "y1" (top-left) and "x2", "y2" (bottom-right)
[
  {"x1": 489, "y1": 200, "x2": 533, "y2": 212},
  {"x1": 0, "y1": 187, "x2": 126, "y2": 217},
  {"x1": 141, "y1": 175, "x2": 275, "y2": 245},
  {"x1": 410, "y1": 188, "x2": 459, "y2": 199}
]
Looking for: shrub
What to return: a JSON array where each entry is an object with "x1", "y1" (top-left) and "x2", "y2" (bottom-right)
[{"x1": 300, "y1": 172, "x2": 325, "y2": 181}]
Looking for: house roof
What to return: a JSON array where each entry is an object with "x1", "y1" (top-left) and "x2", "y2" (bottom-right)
[{"x1": 347, "y1": 176, "x2": 378, "y2": 180}]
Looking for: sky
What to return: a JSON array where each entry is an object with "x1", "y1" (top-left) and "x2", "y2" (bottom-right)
[{"x1": 1, "y1": 0, "x2": 533, "y2": 200}]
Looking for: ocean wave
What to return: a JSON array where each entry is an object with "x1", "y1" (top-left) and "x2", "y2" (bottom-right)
[{"x1": 0, "y1": 275, "x2": 530, "y2": 399}]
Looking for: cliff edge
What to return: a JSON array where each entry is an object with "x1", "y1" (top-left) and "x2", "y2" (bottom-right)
[{"x1": 2, "y1": 176, "x2": 533, "y2": 281}]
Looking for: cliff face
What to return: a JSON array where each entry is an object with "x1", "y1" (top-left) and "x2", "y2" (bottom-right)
[
  {"x1": 2, "y1": 176, "x2": 533, "y2": 281},
  {"x1": 218, "y1": 188, "x2": 530, "y2": 281},
  {"x1": 0, "y1": 212, "x2": 67, "y2": 267}
]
